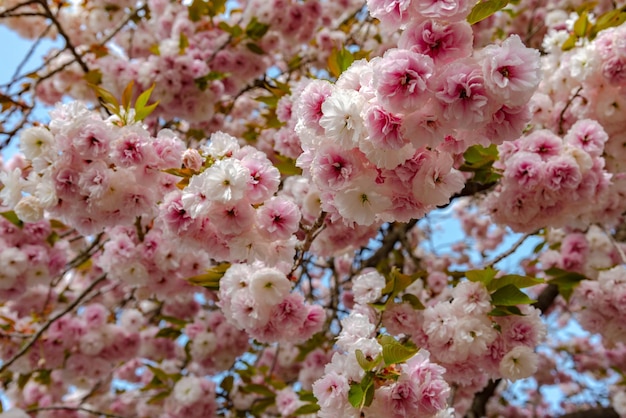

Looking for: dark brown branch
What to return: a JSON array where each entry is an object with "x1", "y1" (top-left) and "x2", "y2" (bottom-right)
[
  {"x1": 363, "y1": 219, "x2": 418, "y2": 269},
  {"x1": 26, "y1": 406, "x2": 129, "y2": 418},
  {"x1": 466, "y1": 379, "x2": 500, "y2": 418},
  {"x1": 532, "y1": 283, "x2": 559, "y2": 314},
  {"x1": 558, "y1": 86, "x2": 583, "y2": 135},
  {"x1": 37, "y1": 0, "x2": 90, "y2": 74},
  {"x1": 0, "y1": 0, "x2": 40, "y2": 16},
  {"x1": 559, "y1": 407, "x2": 619, "y2": 418}
]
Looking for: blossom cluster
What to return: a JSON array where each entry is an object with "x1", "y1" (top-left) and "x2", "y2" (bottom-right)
[
  {"x1": 4, "y1": 0, "x2": 626, "y2": 416},
  {"x1": 0, "y1": 217, "x2": 67, "y2": 301},
  {"x1": 382, "y1": 280, "x2": 546, "y2": 414},
  {"x1": 33, "y1": 0, "x2": 367, "y2": 130},
  {"x1": 313, "y1": 310, "x2": 451, "y2": 418},
  {"x1": 571, "y1": 265, "x2": 626, "y2": 346},
  {"x1": 2, "y1": 102, "x2": 184, "y2": 234},
  {"x1": 2, "y1": 302, "x2": 141, "y2": 403},
  {"x1": 158, "y1": 131, "x2": 302, "y2": 266},
  {"x1": 485, "y1": 119, "x2": 614, "y2": 232},
  {"x1": 538, "y1": 225, "x2": 624, "y2": 279},
  {"x1": 95, "y1": 225, "x2": 212, "y2": 295},
  {"x1": 218, "y1": 262, "x2": 325, "y2": 344},
  {"x1": 287, "y1": 17, "x2": 541, "y2": 226}
]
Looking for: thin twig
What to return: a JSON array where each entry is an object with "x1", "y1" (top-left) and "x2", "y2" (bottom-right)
[
  {"x1": 37, "y1": 0, "x2": 90, "y2": 74},
  {"x1": 0, "y1": 274, "x2": 107, "y2": 374},
  {"x1": 289, "y1": 211, "x2": 327, "y2": 277},
  {"x1": 363, "y1": 220, "x2": 418, "y2": 269},
  {"x1": 26, "y1": 406, "x2": 130, "y2": 418},
  {"x1": 9, "y1": 23, "x2": 54, "y2": 85},
  {"x1": 484, "y1": 232, "x2": 533, "y2": 268},
  {"x1": 558, "y1": 86, "x2": 583, "y2": 135},
  {"x1": 0, "y1": 0, "x2": 40, "y2": 17}
]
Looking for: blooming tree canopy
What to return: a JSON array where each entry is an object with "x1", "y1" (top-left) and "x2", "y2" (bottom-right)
[{"x1": 1, "y1": 0, "x2": 626, "y2": 417}]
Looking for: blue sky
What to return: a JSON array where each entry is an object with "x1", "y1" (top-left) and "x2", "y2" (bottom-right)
[{"x1": 1, "y1": 24, "x2": 60, "y2": 159}]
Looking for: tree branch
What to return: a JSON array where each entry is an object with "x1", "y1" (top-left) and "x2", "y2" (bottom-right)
[
  {"x1": 466, "y1": 379, "x2": 501, "y2": 418},
  {"x1": 37, "y1": 0, "x2": 90, "y2": 74},
  {"x1": 363, "y1": 219, "x2": 418, "y2": 269},
  {"x1": 484, "y1": 232, "x2": 534, "y2": 268},
  {"x1": 26, "y1": 405, "x2": 130, "y2": 418},
  {"x1": 0, "y1": 274, "x2": 107, "y2": 374},
  {"x1": 559, "y1": 407, "x2": 619, "y2": 418}
]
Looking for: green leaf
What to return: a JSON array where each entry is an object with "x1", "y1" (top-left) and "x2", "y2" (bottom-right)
[
  {"x1": 545, "y1": 268, "x2": 588, "y2": 285},
  {"x1": 490, "y1": 284, "x2": 536, "y2": 306},
  {"x1": 188, "y1": 0, "x2": 207, "y2": 21},
  {"x1": 294, "y1": 403, "x2": 321, "y2": 415},
  {"x1": 220, "y1": 375, "x2": 234, "y2": 393},
  {"x1": 121, "y1": 80, "x2": 134, "y2": 111},
  {"x1": 298, "y1": 390, "x2": 317, "y2": 403},
  {"x1": 218, "y1": 21, "x2": 243, "y2": 37},
  {"x1": 155, "y1": 327, "x2": 182, "y2": 339},
  {"x1": 179, "y1": 32, "x2": 189, "y2": 54},
  {"x1": 84, "y1": 69, "x2": 102, "y2": 85},
  {"x1": 327, "y1": 47, "x2": 354, "y2": 78},
  {"x1": 135, "y1": 84, "x2": 155, "y2": 109},
  {"x1": 489, "y1": 305, "x2": 523, "y2": 316},
  {"x1": 0, "y1": 211, "x2": 23, "y2": 228},
  {"x1": 146, "y1": 365, "x2": 170, "y2": 383},
  {"x1": 162, "y1": 167, "x2": 196, "y2": 180},
  {"x1": 135, "y1": 83, "x2": 157, "y2": 114},
  {"x1": 379, "y1": 335, "x2": 419, "y2": 366},
  {"x1": 487, "y1": 274, "x2": 544, "y2": 292},
  {"x1": 532, "y1": 241, "x2": 545, "y2": 254},
  {"x1": 149, "y1": 44, "x2": 160, "y2": 55},
  {"x1": 147, "y1": 390, "x2": 171, "y2": 405},
  {"x1": 245, "y1": 17, "x2": 270, "y2": 40},
  {"x1": 467, "y1": 0, "x2": 510, "y2": 25},
  {"x1": 158, "y1": 314, "x2": 187, "y2": 327},
  {"x1": 545, "y1": 267, "x2": 588, "y2": 302},
  {"x1": 89, "y1": 83, "x2": 120, "y2": 116},
  {"x1": 255, "y1": 94, "x2": 279, "y2": 107},
  {"x1": 466, "y1": 267, "x2": 497, "y2": 286},
  {"x1": 141, "y1": 375, "x2": 167, "y2": 392},
  {"x1": 135, "y1": 101, "x2": 159, "y2": 121},
  {"x1": 460, "y1": 144, "x2": 501, "y2": 184},
  {"x1": 355, "y1": 349, "x2": 381, "y2": 372},
  {"x1": 363, "y1": 376, "x2": 375, "y2": 407},
  {"x1": 251, "y1": 397, "x2": 276, "y2": 415},
  {"x1": 245, "y1": 42, "x2": 265, "y2": 55},
  {"x1": 561, "y1": 34, "x2": 578, "y2": 51},
  {"x1": 590, "y1": 7, "x2": 626, "y2": 39},
  {"x1": 287, "y1": 54, "x2": 303, "y2": 71},
  {"x1": 462, "y1": 144, "x2": 499, "y2": 167},
  {"x1": 573, "y1": 11, "x2": 589, "y2": 37},
  {"x1": 274, "y1": 155, "x2": 302, "y2": 176},
  {"x1": 188, "y1": 0, "x2": 226, "y2": 21},
  {"x1": 209, "y1": 0, "x2": 227, "y2": 17},
  {"x1": 187, "y1": 263, "x2": 230, "y2": 290},
  {"x1": 241, "y1": 383, "x2": 275, "y2": 397},
  {"x1": 17, "y1": 373, "x2": 31, "y2": 389},
  {"x1": 384, "y1": 268, "x2": 420, "y2": 299},
  {"x1": 34, "y1": 369, "x2": 51, "y2": 385},
  {"x1": 348, "y1": 381, "x2": 365, "y2": 409},
  {"x1": 401, "y1": 294, "x2": 425, "y2": 310},
  {"x1": 195, "y1": 71, "x2": 229, "y2": 91}
]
